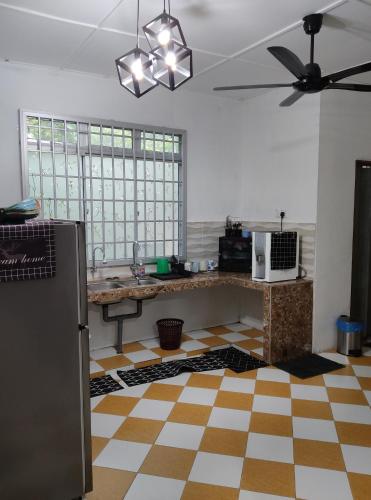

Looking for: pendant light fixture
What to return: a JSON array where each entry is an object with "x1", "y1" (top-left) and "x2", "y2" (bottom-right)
[
  {"x1": 115, "y1": 0, "x2": 158, "y2": 98},
  {"x1": 143, "y1": 0, "x2": 193, "y2": 91}
]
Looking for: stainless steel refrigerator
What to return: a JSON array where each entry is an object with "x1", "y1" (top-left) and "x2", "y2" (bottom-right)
[{"x1": 0, "y1": 221, "x2": 92, "y2": 500}]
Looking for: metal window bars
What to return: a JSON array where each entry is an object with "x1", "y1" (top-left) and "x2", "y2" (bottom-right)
[{"x1": 20, "y1": 111, "x2": 186, "y2": 265}]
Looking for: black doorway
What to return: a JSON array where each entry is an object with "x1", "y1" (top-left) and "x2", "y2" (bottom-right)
[{"x1": 351, "y1": 161, "x2": 371, "y2": 345}]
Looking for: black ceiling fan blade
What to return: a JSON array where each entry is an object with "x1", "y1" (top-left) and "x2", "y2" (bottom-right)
[
  {"x1": 326, "y1": 61, "x2": 371, "y2": 82},
  {"x1": 267, "y1": 46, "x2": 307, "y2": 79},
  {"x1": 327, "y1": 83, "x2": 371, "y2": 91},
  {"x1": 213, "y1": 84, "x2": 293, "y2": 91},
  {"x1": 279, "y1": 91, "x2": 305, "y2": 107}
]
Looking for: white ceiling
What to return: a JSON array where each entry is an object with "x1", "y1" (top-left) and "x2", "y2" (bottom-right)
[{"x1": 0, "y1": 0, "x2": 371, "y2": 100}]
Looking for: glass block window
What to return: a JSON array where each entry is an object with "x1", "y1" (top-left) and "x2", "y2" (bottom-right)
[{"x1": 21, "y1": 112, "x2": 186, "y2": 264}]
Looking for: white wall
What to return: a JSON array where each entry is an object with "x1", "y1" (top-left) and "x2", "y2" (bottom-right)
[
  {"x1": 0, "y1": 62, "x2": 244, "y2": 221},
  {"x1": 241, "y1": 89, "x2": 320, "y2": 223},
  {"x1": 313, "y1": 91, "x2": 371, "y2": 352}
]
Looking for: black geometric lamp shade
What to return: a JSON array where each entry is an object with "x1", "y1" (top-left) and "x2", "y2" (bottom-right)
[
  {"x1": 143, "y1": 11, "x2": 186, "y2": 51},
  {"x1": 151, "y1": 41, "x2": 193, "y2": 91},
  {"x1": 115, "y1": 47, "x2": 158, "y2": 98}
]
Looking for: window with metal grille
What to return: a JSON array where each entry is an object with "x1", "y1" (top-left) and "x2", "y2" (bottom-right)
[{"x1": 20, "y1": 111, "x2": 186, "y2": 264}]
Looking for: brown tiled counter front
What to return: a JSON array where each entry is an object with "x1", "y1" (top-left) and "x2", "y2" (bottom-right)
[{"x1": 88, "y1": 272, "x2": 313, "y2": 364}]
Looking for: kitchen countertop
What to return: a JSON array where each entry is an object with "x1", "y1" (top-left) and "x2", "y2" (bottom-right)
[{"x1": 87, "y1": 271, "x2": 312, "y2": 304}]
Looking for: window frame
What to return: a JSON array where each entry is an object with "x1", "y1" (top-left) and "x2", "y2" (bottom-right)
[{"x1": 19, "y1": 110, "x2": 187, "y2": 266}]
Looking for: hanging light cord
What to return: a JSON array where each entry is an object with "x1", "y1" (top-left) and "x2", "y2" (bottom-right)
[{"x1": 136, "y1": 0, "x2": 140, "y2": 48}]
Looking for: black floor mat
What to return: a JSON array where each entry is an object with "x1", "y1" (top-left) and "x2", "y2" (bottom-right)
[
  {"x1": 205, "y1": 346, "x2": 268, "y2": 373},
  {"x1": 274, "y1": 353, "x2": 344, "y2": 379},
  {"x1": 90, "y1": 375, "x2": 123, "y2": 397},
  {"x1": 117, "y1": 355, "x2": 227, "y2": 386}
]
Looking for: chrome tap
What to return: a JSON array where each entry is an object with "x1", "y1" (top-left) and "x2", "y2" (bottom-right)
[
  {"x1": 91, "y1": 246, "x2": 106, "y2": 274},
  {"x1": 130, "y1": 241, "x2": 142, "y2": 282}
]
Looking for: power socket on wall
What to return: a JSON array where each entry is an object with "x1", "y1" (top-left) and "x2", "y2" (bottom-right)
[{"x1": 274, "y1": 209, "x2": 286, "y2": 219}]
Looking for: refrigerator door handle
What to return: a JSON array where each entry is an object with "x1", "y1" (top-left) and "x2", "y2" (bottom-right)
[{"x1": 80, "y1": 325, "x2": 92, "y2": 493}]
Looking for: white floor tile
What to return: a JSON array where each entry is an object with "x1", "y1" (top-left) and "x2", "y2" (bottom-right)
[
  {"x1": 352, "y1": 365, "x2": 371, "y2": 378},
  {"x1": 363, "y1": 347, "x2": 371, "y2": 357},
  {"x1": 323, "y1": 374, "x2": 361, "y2": 390},
  {"x1": 110, "y1": 383, "x2": 151, "y2": 398},
  {"x1": 319, "y1": 352, "x2": 349, "y2": 365},
  {"x1": 239, "y1": 491, "x2": 294, "y2": 500},
  {"x1": 208, "y1": 407, "x2": 251, "y2": 431},
  {"x1": 179, "y1": 386, "x2": 218, "y2": 406},
  {"x1": 254, "y1": 337, "x2": 265, "y2": 343},
  {"x1": 341, "y1": 444, "x2": 371, "y2": 474},
  {"x1": 364, "y1": 390, "x2": 371, "y2": 405},
  {"x1": 226, "y1": 323, "x2": 252, "y2": 332},
  {"x1": 252, "y1": 348, "x2": 264, "y2": 357},
  {"x1": 125, "y1": 474, "x2": 185, "y2": 500},
  {"x1": 90, "y1": 412, "x2": 125, "y2": 438},
  {"x1": 139, "y1": 338, "x2": 160, "y2": 349},
  {"x1": 162, "y1": 353, "x2": 187, "y2": 362},
  {"x1": 246, "y1": 432, "x2": 293, "y2": 463},
  {"x1": 156, "y1": 372, "x2": 191, "y2": 386},
  {"x1": 129, "y1": 399, "x2": 175, "y2": 420},
  {"x1": 295, "y1": 465, "x2": 353, "y2": 500},
  {"x1": 93, "y1": 439, "x2": 151, "y2": 472},
  {"x1": 330, "y1": 402, "x2": 371, "y2": 424},
  {"x1": 189, "y1": 451, "x2": 244, "y2": 488},
  {"x1": 186, "y1": 330, "x2": 213, "y2": 340},
  {"x1": 156, "y1": 422, "x2": 205, "y2": 450},
  {"x1": 292, "y1": 417, "x2": 338, "y2": 443},
  {"x1": 124, "y1": 350, "x2": 160, "y2": 363},
  {"x1": 256, "y1": 368, "x2": 290, "y2": 383},
  {"x1": 252, "y1": 395, "x2": 291, "y2": 416},
  {"x1": 291, "y1": 384, "x2": 329, "y2": 402},
  {"x1": 220, "y1": 377, "x2": 256, "y2": 394},
  {"x1": 90, "y1": 347, "x2": 118, "y2": 360},
  {"x1": 220, "y1": 332, "x2": 250, "y2": 342},
  {"x1": 90, "y1": 395, "x2": 105, "y2": 410},
  {"x1": 180, "y1": 340, "x2": 208, "y2": 352},
  {"x1": 90, "y1": 361, "x2": 103, "y2": 373}
]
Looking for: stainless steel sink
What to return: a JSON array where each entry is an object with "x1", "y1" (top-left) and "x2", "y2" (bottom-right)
[
  {"x1": 87, "y1": 281, "x2": 124, "y2": 292},
  {"x1": 116, "y1": 277, "x2": 159, "y2": 287},
  {"x1": 136, "y1": 278, "x2": 159, "y2": 286}
]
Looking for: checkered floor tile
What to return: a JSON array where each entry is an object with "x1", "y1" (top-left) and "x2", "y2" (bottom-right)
[{"x1": 87, "y1": 326, "x2": 371, "y2": 499}]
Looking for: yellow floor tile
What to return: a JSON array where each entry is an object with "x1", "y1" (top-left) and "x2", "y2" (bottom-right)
[
  {"x1": 122, "y1": 341, "x2": 147, "y2": 353},
  {"x1": 90, "y1": 371, "x2": 106, "y2": 379},
  {"x1": 134, "y1": 358, "x2": 161, "y2": 368},
  {"x1": 181, "y1": 481, "x2": 239, "y2": 500},
  {"x1": 202, "y1": 336, "x2": 229, "y2": 347},
  {"x1": 91, "y1": 436, "x2": 109, "y2": 461},
  {"x1": 199, "y1": 427, "x2": 248, "y2": 457},
  {"x1": 86, "y1": 467, "x2": 135, "y2": 500},
  {"x1": 97, "y1": 355, "x2": 132, "y2": 371},
  {"x1": 330, "y1": 365, "x2": 355, "y2": 376},
  {"x1": 335, "y1": 422, "x2": 371, "y2": 447},
  {"x1": 327, "y1": 387, "x2": 368, "y2": 405},
  {"x1": 293, "y1": 439, "x2": 345, "y2": 470},
  {"x1": 187, "y1": 348, "x2": 211, "y2": 357},
  {"x1": 358, "y1": 377, "x2": 371, "y2": 390},
  {"x1": 249, "y1": 412, "x2": 293, "y2": 437},
  {"x1": 239, "y1": 328, "x2": 264, "y2": 338},
  {"x1": 224, "y1": 368, "x2": 258, "y2": 379},
  {"x1": 348, "y1": 472, "x2": 371, "y2": 500},
  {"x1": 206, "y1": 326, "x2": 232, "y2": 335},
  {"x1": 168, "y1": 402, "x2": 212, "y2": 426},
  {"x1": 255, "y1": 380, "x2": 291, "y2": 398},
  {"x1": 143, "y1": 383, "x2": 183, "y2": 402},
  {"x1": 214, "y1": 390, "x2": 253, "y2": 411},
  {"x1": 291, "y1": 399, "x2": 333, "y2": 420},
  {"x1": 290, "y1": 374, "x2": 325, "y2": 386},
  {"x1": 152, "y1": 347, "x2": 185, "y2": 358},
  {"x1": 93, "y1": 395, "x2": 139, "y2": 416},
  {"x1": 187, "y1": 373, "x2": 223, "y2": 389},
  {"x1": 236, "y1": 339, "x2": 263, "y2": 351},
  {"x1": 348, "y1": 356, "x2": 371, "y2": 366},
  {"x1": 241, "y1": 458, "x2": 295, "y2": 498},
  {"x1": 140, "y1": 445, "x2": 196, "y2": 480},
  {"x1": 114, "y1": 417, "x2": 164, "y2": 444}
]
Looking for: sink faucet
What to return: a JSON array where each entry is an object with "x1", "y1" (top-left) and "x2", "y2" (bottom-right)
[
  {"x1": 130, "y1": 241, "x2": 143, "y2": 282},
  {"x1": 91, "y1": 246, "x2": 106, "y2": 274}
]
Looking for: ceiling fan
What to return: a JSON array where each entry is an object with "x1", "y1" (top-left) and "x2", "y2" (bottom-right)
[{"x1": 214, "y1": 13, "x2": 371, "y2": 106}]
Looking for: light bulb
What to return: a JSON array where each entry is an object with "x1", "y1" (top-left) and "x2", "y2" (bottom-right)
[
  {"x1": 165, "y1": 51, "x2": 177, "y2": 71},
  {"x1": 158, "y1": 28, "x2": 171, "y2": 46},
  {"x1": 131, "y1": 58, "x2": 144, "y2": 81}
]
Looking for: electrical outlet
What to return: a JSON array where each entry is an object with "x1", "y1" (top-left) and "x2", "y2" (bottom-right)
[{"x1": 275, "y1": 209, "x2": 286, "y2": 218}]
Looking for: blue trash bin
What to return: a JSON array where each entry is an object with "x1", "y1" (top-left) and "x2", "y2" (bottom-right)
[{"x1": 336, "y1": 315, "x2": 362, "y2": 357}]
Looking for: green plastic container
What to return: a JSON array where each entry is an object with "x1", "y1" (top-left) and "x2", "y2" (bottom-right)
[{"x1": 157, "y1": 258, "x2": 169, "y2": 274}]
